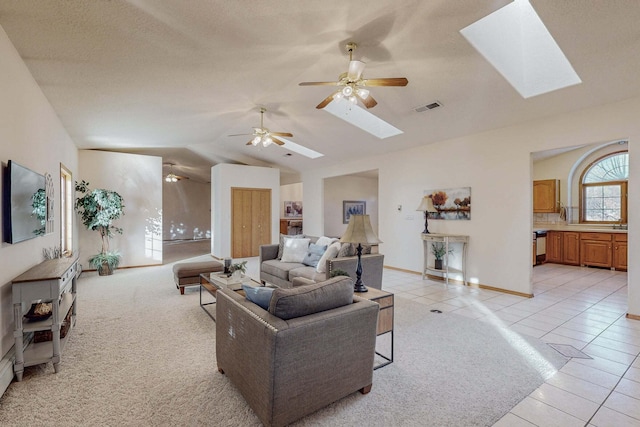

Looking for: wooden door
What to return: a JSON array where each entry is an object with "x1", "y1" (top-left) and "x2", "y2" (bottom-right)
[
  {"x1": 613, "y1": 234, "x2": 627, "y2": 271},
  {"x1": 231, "y1": 188, "x2": 271, "y2": 258},
  {"x1": 546, "y1": 231, "x2": 563, "y2": 263},
  {"x1": 251, "y1": 189, "x2": 271, "y2": 255},
  {"x1": 563, "y1": 232, "x2": 580, "y2": 265},
  {"x1": 533, "y1": 179, "x2": 559, "y2": 213},
  {"x1": 580, "y1": 240, "x2": 612, "y2": 268}
]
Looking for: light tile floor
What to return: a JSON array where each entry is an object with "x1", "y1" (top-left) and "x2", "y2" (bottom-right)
[
  {"x1": 380, "y1": 263, "x2": 638, "y2": 427},
  {"x1": 242, "y1": 258, "x2": 638, "y2": 426}
]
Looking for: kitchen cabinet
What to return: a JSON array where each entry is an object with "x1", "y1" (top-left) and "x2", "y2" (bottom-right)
[
  {"x1": 580, "y1": 232, "x2": 612, "y2": 268},
  {"x1": 613, "y1": 234, "x2": 628, "y2": 271},
  {"x1": 533, "y1": 179, "x2": 560, "y2": 213},
  {"x1": 546, "y1": 231, "x2": 563, "y2": 263},
  {"x1": 563, "y1": 232, "x2": 580, "y2": 265}
]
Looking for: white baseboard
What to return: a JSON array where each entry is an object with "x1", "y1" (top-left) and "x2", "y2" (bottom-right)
[{"x1": 0, "y1": 347, "x2": 15, "y2": 398}]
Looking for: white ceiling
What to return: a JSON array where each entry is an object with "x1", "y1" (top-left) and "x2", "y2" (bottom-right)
[{"x1": 2, "y1": 1, "x2": 640, "y2": 183}]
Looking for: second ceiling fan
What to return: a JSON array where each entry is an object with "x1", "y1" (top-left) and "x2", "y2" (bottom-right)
[
  {"x1": 299, "y1": 42, "x2": 408, "y2": 109},
  {"x1": 229, "y1": 107, "x2": 293, "y2": 147}
]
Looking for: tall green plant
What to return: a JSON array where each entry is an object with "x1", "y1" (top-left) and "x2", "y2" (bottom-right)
[{"x1": 74, "y1": 180, "x2": 125, "y2": 256}]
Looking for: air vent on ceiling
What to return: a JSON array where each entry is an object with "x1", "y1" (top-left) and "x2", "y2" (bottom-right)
[{"x1": 414, "y1": 101, "x2": 442, "y2": 113}]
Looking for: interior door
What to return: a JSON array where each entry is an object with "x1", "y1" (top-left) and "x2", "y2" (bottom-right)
[{"x1": 231, "y1": 188, "x2": 271, "y2": 258}]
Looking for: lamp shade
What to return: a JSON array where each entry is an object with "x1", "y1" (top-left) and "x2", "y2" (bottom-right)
[
  {"x1": 416, "y1": 196, "x2": 437, "y2": 213},
  {"x1": 340, "y1": 214, "x2": 382, "y2": 244}
]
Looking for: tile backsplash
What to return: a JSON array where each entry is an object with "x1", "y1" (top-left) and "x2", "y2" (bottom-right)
[{"x1": 533, "y1": 207, "x2": 579, "y2": 224}]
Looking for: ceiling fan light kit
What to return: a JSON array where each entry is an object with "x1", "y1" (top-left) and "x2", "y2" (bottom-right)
[{"x1": 299, "y1": 42, "x2": 408, "y2": 110}]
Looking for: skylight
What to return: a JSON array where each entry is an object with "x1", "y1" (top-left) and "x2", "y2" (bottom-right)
[
  {"x1": 277, "y1": 137, "x2": 324, "y2": 159},
  {"x1": 322, "y1": 98, "x2": 403, "y2": 139},
  {"x1": 460, "y1": 0, "x2": 581, "y2": 98}
]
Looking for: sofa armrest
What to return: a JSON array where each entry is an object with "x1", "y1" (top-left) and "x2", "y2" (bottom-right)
[
  {"x1": 327, "y1": 253, "x2": 385, "y2": 290},
  {"x1": 259, "y1": 243, "x2": 280, "y2": 263}
]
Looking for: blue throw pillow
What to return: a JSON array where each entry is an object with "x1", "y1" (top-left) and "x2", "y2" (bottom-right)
[
  {"x1": 242, "y1": 284, "x2": 275, "y2": 310},
  {"x1": 302, "y1": 243, "x2": 327, "y2": 268}
]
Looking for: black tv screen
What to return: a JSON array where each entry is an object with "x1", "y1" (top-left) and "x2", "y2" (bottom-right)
[{"x1": 3, "y1": 160, "x2": 46, "y2": 244}]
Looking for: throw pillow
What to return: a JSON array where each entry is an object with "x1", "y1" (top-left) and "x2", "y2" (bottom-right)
[
  {"x1": 337, "y1": 242, "x2": 357, "y2": 257},
  {"x1": 280, "y1": 237, "x2": 310, "y2": 263},
  {"x1": 277, "y1": 233, "x2": 305, "y2": 259},
  {"x1": 242, "y1": 284, "x2": 274, "y2": 310},
  {"x1": 302, "y1": 243, "x2": 327, "y2": 268},
  {"x1": 268, "y1": 277, "x2": 354, "y2": 320},
  {"x1": 316, "y1": 241, "x2": 341, "y2": 273}
]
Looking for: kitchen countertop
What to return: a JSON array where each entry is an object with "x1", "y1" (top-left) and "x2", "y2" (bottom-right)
[{"x1": 533, "y1": 224, "x2": 628, "y2": 234}]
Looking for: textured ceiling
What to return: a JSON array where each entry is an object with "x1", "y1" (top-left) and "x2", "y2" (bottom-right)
[{"x1": 2, "y1": 0, "x2": 640, "y2": 182}]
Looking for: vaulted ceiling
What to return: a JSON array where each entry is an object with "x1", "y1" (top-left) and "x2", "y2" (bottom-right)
[{"x1": 2, "y1": 1, "x2": 640, "y2": 183}]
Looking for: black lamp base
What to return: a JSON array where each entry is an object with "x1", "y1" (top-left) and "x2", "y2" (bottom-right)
[
  {"x1": 354, "y1": 282, "x2": 368, "y2": 293},
  {"x1": 423, "y1": 212, "x2": 430, "y2": 234},
  {"x1": 353, "y1": 243, "x2": 368, "y2": 293}
]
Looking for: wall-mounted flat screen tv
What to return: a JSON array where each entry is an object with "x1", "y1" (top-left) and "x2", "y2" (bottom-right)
[{"x1": 3, "y1": 160, "x2": 46, "y2": 244}]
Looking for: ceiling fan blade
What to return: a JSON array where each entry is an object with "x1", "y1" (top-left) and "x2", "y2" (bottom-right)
[
  {"x1": 229, "y1": 133, "x2": 252, "y2": 137},
  {"x1": 270, "y1": 132, "x2": 293, "y2": 137},
  {"x1": 357, "y1": 93, "x2": 378, "y2": 109},
  {"x1": 361, "y1": 77, "x2": 409, "y2": 87},
  {"x1": 271, "y1": 137, "x2": 286, "y2": 146},
  {"x1": 316, "y1": 92, "x2": 338, "y2": 109},
  {"x1": 299, "y1": 81, "x2": 340, "y2": 86},
  {"x1": 246, "y1": 140, "x2": 255, "y2": 145},
  {"x1": 347, "y1": 60, "x2": 366, "y2": 81}
]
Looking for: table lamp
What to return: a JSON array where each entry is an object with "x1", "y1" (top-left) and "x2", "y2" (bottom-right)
[
  {"x1": 340, "y1": 214, "x2": 382, "y2": 292},
  {"x1": 416, "y1": 196, "x2": 437, "y2": 234}
]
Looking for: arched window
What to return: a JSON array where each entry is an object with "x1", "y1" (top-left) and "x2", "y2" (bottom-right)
[{"x1": 580, "y1": 151, "x2": 628, "y2": 223}]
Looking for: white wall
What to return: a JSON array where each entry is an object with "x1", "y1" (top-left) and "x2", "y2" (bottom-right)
[
  {"x1": 302, "y1": 96, "x2": 640, "y2": 316},
  {"x1": 211, "y1": 164, "x2": 279, "y2": 258},
  {"x1": 163, "y1": 179, "x2": 211, "y2": 241},
  {"x1": 0, "y1": 26, "x2": 78, "y2": 358},
  {"x1": 323, "y1": 175, "x2": 378, "y2": 237},
  {"x1": 78, "y1": 150, "x2": 162, "y2": 268}
]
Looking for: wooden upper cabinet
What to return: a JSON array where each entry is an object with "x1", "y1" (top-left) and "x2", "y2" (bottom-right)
[{"x1": 533, "y1": 179, "x2": 560, "y2": 213}]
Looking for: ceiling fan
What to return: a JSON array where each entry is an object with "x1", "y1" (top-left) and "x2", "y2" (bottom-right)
[
  {"x1": 299, "y1": 42, "x2": 408, "y2": 109},
  {"x1": 229, "y1": 107, "x2": 293, "y2": 147},
  {"x1": 163, "y1": 163, "x2": 188, "y2": 182}
]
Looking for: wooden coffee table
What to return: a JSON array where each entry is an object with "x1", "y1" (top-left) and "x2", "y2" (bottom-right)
[
  {"x1": 355, "y1": 287, "x2": 394, "y2": 369},
  {"x1": 199, "y1": 272, "x2": 252, "y2": 321}
]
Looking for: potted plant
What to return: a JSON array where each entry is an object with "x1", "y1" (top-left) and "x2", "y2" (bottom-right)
[
  {"x1": 229, "y1": 261, "x2": 247, "y2": 278},
  {"x1": 74, "y1": 180, "x2": 125, "y2": 276},
  {"x1": 431, "y1": 242, "x2": 453, "y2": 270}
]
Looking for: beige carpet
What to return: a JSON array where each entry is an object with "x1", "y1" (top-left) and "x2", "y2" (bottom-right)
[{"x1": 0, "y1": 256, "x2": 567, "y2": 426}]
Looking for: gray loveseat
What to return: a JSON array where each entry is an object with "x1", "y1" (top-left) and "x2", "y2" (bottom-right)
[
  {"x1": 216, "y1": 277, "x2": 379, "y2": 427},
  {"x1": 259, "y1": 236, "x2": 384, "y2": 289}
]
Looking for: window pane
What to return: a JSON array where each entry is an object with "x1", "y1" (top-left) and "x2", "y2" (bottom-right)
[
  {"x1": 584, "y1": 184, "x2": 621, "y2": 222},
  {"x1": 584, "y1": 153, "x2": 628, "y2": 183}
]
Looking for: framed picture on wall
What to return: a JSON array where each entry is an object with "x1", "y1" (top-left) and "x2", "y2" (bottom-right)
[
  {"x1": 343, "y1": 200, "x2": 366, "y2": 224},
  {"x1": 284, "y1": 201, "x2": 303, "y2": 218}
]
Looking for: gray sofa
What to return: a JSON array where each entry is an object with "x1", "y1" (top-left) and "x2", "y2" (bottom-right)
[
  {"x1": 259, "y1": 237, "x2": 385, "y2": 289},
  {"x1": 216, "y1": 277, "x2": 379, "y2": 427}
]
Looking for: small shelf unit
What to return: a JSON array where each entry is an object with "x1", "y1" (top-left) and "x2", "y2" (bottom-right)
[
  {"x1": 12, "y1": 256, "x2": 79, "y2": 381},
  {"x1": 421, "y1": 233, "x2": 469, "y2": 285}
]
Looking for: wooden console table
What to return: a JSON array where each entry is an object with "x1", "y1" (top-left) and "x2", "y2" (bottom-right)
[
  {"x1": 421, "y1": 233, "x2": 469, "y2": 285},
  {"x1": 12, "y1": 256, "x2": 79, "y2": 381}
]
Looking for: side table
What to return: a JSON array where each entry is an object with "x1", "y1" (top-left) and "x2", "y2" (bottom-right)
[
  {"x1": 199, "y1": 272, "x2": 252, "y2": 321},
  {"x1": 355, "y1": 288, "x2": 394, "y2": 369}
]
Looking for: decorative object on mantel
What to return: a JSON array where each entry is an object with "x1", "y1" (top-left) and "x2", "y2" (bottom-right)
[
  {"x1": 343, "y1": 200, "x2": 366, "y2": 224},
  {"x1": 423, "y1": 187, "x2": 471, "y2": 220},
  {"x1": 431, "y1": 242, "x2": 454, "y2": 270},
  {"x1": 340, "y1": 214, "x2": 382, "y2": 292},
  {"x1": 74, "y1": 180, "x2": 125, "y2": 276},
  {"x1": 416, "y1": 195, "x2": 437, "y2": 233}
]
